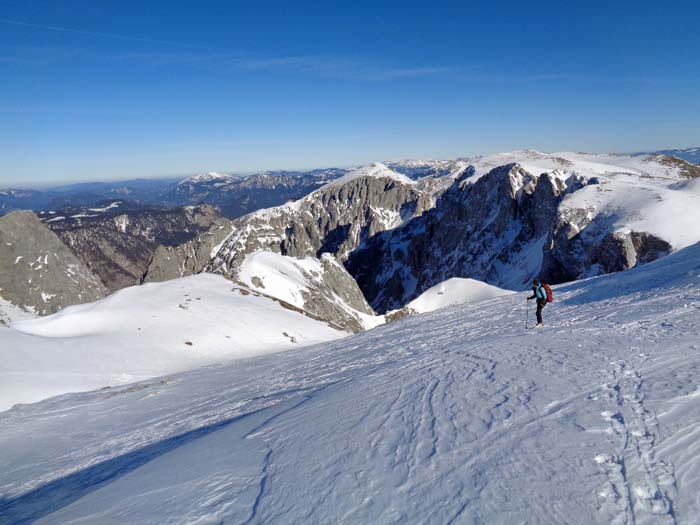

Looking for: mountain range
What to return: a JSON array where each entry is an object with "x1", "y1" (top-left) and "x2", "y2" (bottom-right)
[
  {"x1": 2, "y1": 147, "x2": 697, "y2": 218},
  {"x1": 1, "y1": 149, "x2": 699, "y2": 324},
  {"x1": 636, "y1": 146, "x2": 700, "y2": 165}
]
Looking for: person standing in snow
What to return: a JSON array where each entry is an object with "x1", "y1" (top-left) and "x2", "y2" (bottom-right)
[{"x1": 527, "y1": 279, "x2": 547, "y2": 328}]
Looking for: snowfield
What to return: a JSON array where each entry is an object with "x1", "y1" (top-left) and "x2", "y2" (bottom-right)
[
  {"x1": 1, "y1": 244, "x2": 699, "y2": 523},
  {"x1": 399, "y1": 277, "x2": 514, "y2": 314},
  {"x1": 0, "y1": 273, "x2": 346, "y2": 411}
]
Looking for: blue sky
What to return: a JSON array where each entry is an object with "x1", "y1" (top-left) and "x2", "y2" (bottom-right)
[{"x1": 1, "y1": 0, "x2": 699, "y2": 185}]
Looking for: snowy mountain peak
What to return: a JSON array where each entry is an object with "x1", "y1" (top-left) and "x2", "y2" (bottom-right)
[
  {"x1": 507, "y1": 148, "x2": 550, "y2": 158},
  {"x1": 324, "y1": 163, "x2": 416, "y2": 188},
  {"x1": 178, "y1": 172, "x2": 235, "y2": 186}
]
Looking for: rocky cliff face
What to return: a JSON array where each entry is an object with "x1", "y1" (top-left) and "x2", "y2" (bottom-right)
[
  {"x1": 0, "y1": 211, "x2": 107, "y2": 315},
  {"x1": 143, "y1": 219, "x2": 234, "y2": 284},
  {"x1": 207, "y1": 164, "x2": 433, "y2": 279},
  {"x1": 541, "y1": 216, "x2": 672, "y2": 284},
  {"x1": 236, "y1": 251, "x2": 377, "y2": 333},
  {"x1": 346, "y1": 165, "x2": 556, "y2": 311},
  {"x1": 347, "y1": 163, "x2": 673, "y2": 313},
  {"x1": 44, "y1": 204, "x2": 223, "y2": 292}
]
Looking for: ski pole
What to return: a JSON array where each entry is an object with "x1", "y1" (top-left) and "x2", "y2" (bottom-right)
[{"x1": 525, "y1": 300, "x2": 529, "y2": 329}]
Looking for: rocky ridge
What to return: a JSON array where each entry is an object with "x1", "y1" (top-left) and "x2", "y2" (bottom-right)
[
  {"x1": 44, "y1": 204, "x2": 223, "y2": 292},
  {"x1": 348, "y1": 154, "x2": 685, "y2": 312},
  {"x1": 207, "y1": 163, "x2": 433, "y2": 278},
  {"x1": 0, "y1": 211, "x2": 108, "y2": 315},
  {"x1": 236, "y1": 251, "x2": 378, "y2": 333}
]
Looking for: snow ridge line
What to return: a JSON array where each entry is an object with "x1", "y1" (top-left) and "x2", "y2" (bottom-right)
[{"x1": 595, "y1": 359, "x2": 678, "y2": 525}]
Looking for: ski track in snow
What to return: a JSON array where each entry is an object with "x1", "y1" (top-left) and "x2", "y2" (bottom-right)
[
  {"x1": 595, "y1": 357, "x2": 678, "y2": 525},
  {"x1": 1, "y1": 246, "x2": 700, "y2": 523}
]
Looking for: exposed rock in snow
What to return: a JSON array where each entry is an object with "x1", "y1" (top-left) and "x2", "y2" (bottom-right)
[
  {"x1": 347, "y1": 163, "x2": 557, "y2": 311},
  {"x1": 46, "y1": 204, "x2": 223, "y2": 292},
  {"x1": 207, "y1": 164, "x2": 432, "y2": 276},
  {"x1": 348, "y1": 151, "x2": 700, "y2": 312},
  {"x1": 144, "y1": 219, "x2": 235, "y2": 284},
  {"x1": 0, "y1": 211, "x2": 107, "y2": 315},
  {"x1": 640, "y1": 146, "x2": 700, "y2": 166},
  {"x1": 238, "y1": 251, "x2": 381, "y2": 332},
  {"x1": 0, "y1": 295, "x2": 36, "y2": 326},
  {"x1": 323, "y1": 163, "x2": 416, "y2": 187}
]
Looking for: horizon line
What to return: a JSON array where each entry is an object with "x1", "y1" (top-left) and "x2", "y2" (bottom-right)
[{"x1": 1, "y1": 144, "x2": 698, "y2": 189}]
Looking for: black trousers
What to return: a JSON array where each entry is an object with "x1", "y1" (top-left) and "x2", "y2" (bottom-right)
[{"x1": 536, "y1": 300, "x2": 545, "y2": 324}]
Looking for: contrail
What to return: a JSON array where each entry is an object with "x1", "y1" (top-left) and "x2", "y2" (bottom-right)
[{"x1": 0, "y1": 18, "x2": 213, "y2": 49}]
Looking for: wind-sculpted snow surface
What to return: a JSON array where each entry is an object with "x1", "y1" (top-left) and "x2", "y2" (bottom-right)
[{"x1": 1, "y1": 244, "x2": 699, "y2": 524}]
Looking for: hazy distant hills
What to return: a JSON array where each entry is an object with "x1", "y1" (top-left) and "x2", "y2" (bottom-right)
[
  {"x1": 2, "y1": 149, "x2": 697, "y2": 217},
  {"x1": 640, "y1": 147, "x2": 700, "y2": 165},
  {"x1": 0, "y1": 170, "x2": 346, "y2": 218}
]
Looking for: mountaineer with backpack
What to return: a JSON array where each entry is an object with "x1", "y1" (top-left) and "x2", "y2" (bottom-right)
[{"x1": 527, "y1": 279, "x2": 552, "y2": 328}]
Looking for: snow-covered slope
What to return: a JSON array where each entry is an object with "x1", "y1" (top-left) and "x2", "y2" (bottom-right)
[
  {"x1": 397, "y1": 277, "x2": 513, "y2": 315},
  {"x1": 0, "y1": 273, "x2": 346, "y2": 410},
  {"x1": 462, "y1": 149, "x2": 699, "y2": 183},
  {"x1": 2, "y1": 244, "x2": 699, "y2": 523},
  {"x1": 0, "y1": 296, "x2": 35, "y2": 326},
  {"x1": 557, "y1": 160, "x2": 700, "y2": 250}
]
